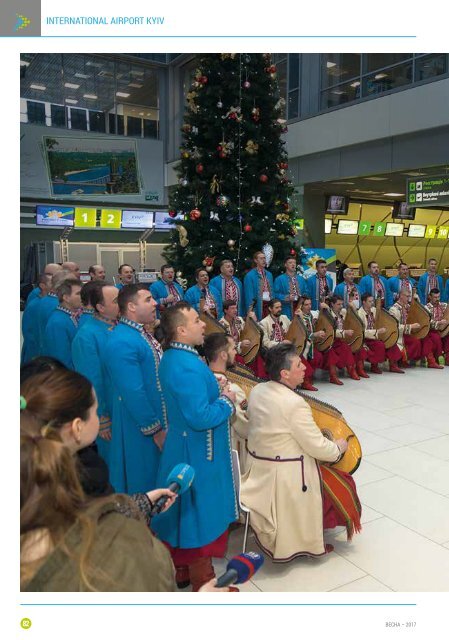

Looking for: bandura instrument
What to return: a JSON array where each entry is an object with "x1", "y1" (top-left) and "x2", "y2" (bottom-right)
[
  {"x1": 285, "y1": 303, "x2": 308, "y2": 356},
  {"x1": 374, "y1": 297, "x2": 399, "y2": 349},
  {"x1": 406, "y1": 293, "x2": 431, "y2": 339},
  {"x1": 343, "y1": 305, "x2": 365, "y2": 353},
  {"x1": 199, "y1": 294, "x2": 226, "y2": 336},
  {"x1": 239, "y1": 299, "x2": 263, "y2": 364},
  {"x1": 227, "y1": 362, "x2": 362, "y2": 475},
  {"x1": 438, "y1": 303, "x2": 449, "y2": 338},
  {"x1": 314, "y1": 307, "x2": 335, "y2": 352}
]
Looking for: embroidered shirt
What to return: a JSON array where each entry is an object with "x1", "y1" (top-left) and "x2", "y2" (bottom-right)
[
  {"x1": 270, "y1": 317, "x2": 285, "y2": 342},
  {"x1": 56, "y1": 305, "x2": 78, "y2": 327}
]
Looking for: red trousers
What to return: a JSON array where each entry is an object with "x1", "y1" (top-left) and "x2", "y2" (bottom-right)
[
  {"x1": 365, "y1": 339, "x2": 402, "y2": 364},
  {"x1": 422, "y1": 329, "x2": 449, "y2": 359},
  {"x1": 301, "y1": 355, "x2": 314, "y2": 379},
  {"x1": 327, "y1": 338, "x2": 355, "y2": 369},
  {"x1": 162, "y1": 530, "x2": 229, "y2": 567},
  {"x1": 403, "y1": 334, "x2": 423, "y2": 360}
]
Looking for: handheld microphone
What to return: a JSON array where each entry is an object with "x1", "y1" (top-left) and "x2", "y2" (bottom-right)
[
  {"x1": 215, "y1": 552, "x2": 264, "y2": 588},
  {"x1": 150, "y1": 463, "x2": 195, "y2": 516}
]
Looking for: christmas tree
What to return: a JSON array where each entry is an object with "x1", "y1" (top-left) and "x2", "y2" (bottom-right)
[{"x1": 163, "y1": 53, "x2": 301, "y2": 283}]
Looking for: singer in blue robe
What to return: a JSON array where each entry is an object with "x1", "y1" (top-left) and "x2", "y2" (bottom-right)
[
  {"x1": 102, "y1": 318, "x2": 167, "y2": 494},
  {"x1": 444, "y1": 279, "x2": 449, "y2": 303},
  {"x1": 387, "y1": 275, "x2": 417, "y2": 302},
  {"x1": 77, "y1": 307, "x2": 95, "y2": 329},
  {"x1": 209, "y1": 274, "x2": 244, "y2": 318},
  {"x1": 21, "y1": 296, "x2": 43, "y2": 364},
  {"x1": 43, "y1": 306, "x2": 77, "y2": 369},
  {"x1": 306, "y1": 272, "x2": 334, "y2": 311},
  {"x1": 150, "y1": 278, "x2": 184, "y2": 313},
  {"x1": 417, "y1": 272, "x2": 444, "y2": 304},
  {"x1": 243, "y1": 268, "x2": 274, "y2": 320},
  {"x1": 184, "y1": 284, "x2": 220, "y2": 314},
  {"x1": 333, "y1": 281, "x2": 362, "y2": 308},
  {"x1": 273, "y1": 273, "x2": 307, "y2": 319},
  {"x1": 72, "y1": 315, "x2": 115, "y2": 464},
  {"x1": 359, "y1": 274, "x2": 393, "y2": 308},
  {"x1": 151, "y1": 342, "x2": 238, "y2": 551},
  {"x1": 26, "y1": 286, "x2": 41, "y2": 306},
  {"x1": 36, "y1": 292, "x2": 59, "y2": 353}
]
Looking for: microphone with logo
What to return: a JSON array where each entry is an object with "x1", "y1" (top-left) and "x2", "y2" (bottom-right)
[
  {"x1": 149, "y1": 463, "x2": 195, "y2": 516},
  {"x1": 215, "y1": 552, "x2": 264, "y2": 588}
]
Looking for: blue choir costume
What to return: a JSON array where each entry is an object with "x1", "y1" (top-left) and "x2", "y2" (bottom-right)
[
  {"x1": 209, "y1": 274, "x2": 244, "y2": 318},
  {"x1": 21, "y1": 296, "x2": 43, "y2": 364},
  {"x1": 43, "y1": 306, "x2": 78, "y2": 369},
  {"x1": 72, "y1": 314, "x2": 116, "y2": 464},
  {"x1": 387, "y1": 276, "x2": 417, "y2": 302},
  {"x1": 184, "y1": 284, "x2": 220, "y2": 316},
  {"x1": 150, "y1": 278, "x2": 184, "y2": 312},
  {"x1": 306, "y1": 273, "x2": 334, "y2": 311},
  {"x1": 444, "y1": 279, "x2": 449, "y2": 303},
  {"x1": 333, "y1": 281, "x2": 362, "y2": 309},
  {"x1": 151, "y1": 342, "x2": 238, "y2": 550},
  {"x1": 102, "y1": 318, "x2": 167, "y2": 494},
  {"x1": 359, "y1": 274, "x2": 393, "y2": 308},
  {"x1": 26, "y1": 287, "x2": 41, "y2": 306},
  {"x1": 243, "y1": 267, "x2": 274, "y2": 320},
  {"x1": 77, "y1": 307, "x2": 95, "y2": 329},
  {"x1": 417, "y1": 272, "x2": 444, "y2": 304},
  {"x1": 273, "y1": 273, "x2": 308, "y2": 319},
  {"x1": 36, "y1": 292, "x2": 59, "y2": 353}
]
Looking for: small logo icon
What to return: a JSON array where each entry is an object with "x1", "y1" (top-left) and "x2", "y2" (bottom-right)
[
  {"x1": 20, "y1": 618, "x2": 32, "y2": 630},
  {"x1": 15, "y1": 14, "x2": 31, "y2": 32}
]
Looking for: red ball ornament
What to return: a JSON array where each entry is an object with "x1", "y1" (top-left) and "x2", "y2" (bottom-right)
[
  {"x1": 168, "y1": 210, "x2": 177, "y2": 218},
  {"x1": 219, "y1": 151, "x2": 226, "y2": 158},
  {"x1": 196, "y1": 163, "x2": 204, "y2": 174},
  {"x1": 189, "y1": 208, "x2": 201, "y2": 220},
  {"x1": 244, "y1": 224, "x2": 252, "y2": 232},
  {"x1": 290, "y1": 248, "x2": 296, "y2": 256},
  {"x1": 259, "y1": 174, "x2": 268, "y2": 183},
  {"x1": 199, "y1": 75, "x2": 208, "y2": 84}
]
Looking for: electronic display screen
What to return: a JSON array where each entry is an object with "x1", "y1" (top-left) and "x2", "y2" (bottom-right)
[
  {"x1": 154, "y1": 211, "x2": 184, "y2": 230},
  {"x1": 385, "y1": 222, "x2": 404, "y2": 237},
  {"x1": 121, "y1": 210, "x2": 154, "y2": 229},
  {"x1": 408, "y1": 224, "x2": 426, "y2": 238},
  {"x1": 36, "y1": 205, "x2": 74, "y2": 227},
  {"x1": 325, "y1": 219, "x2": 332, "y2": 234},
  {"x1": 337, "y1": 219, "x2": 358, "y2": 235},
  {"x1": 326, "y1": 195, "x2": 349, "y2": 214}
]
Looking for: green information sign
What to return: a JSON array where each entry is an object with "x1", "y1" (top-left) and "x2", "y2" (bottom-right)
[
  {"x1": 100, "y1": 209, "x2": 122, "y2": 229},
  {"x1": 74, "y1": 207, "x2": 97, "y2": 228},
  {"x1": 358, "y1": 221, "x2": 372, "y2": 236},
  {"x1": 407, "y1": 175, "x2": 449, "y2": 207},
  {"x1": 372, "y1": 222, "x2": 386, "y2": 237}
]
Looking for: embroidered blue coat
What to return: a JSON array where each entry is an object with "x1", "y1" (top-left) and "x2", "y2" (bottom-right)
[
  {"x1": 209, "y1": 275, "x2": 244, "y2": 318},
  {"x1": 243, "y1": 268, "x2": 274, "y2": 320},
  {"x1": 21, "y1": 296, "x2": 42, "y2": 364},
  {"x1": 72, "y1": 315, "x2": 115, "y2": 464},
  {"x1": 273, "y1": 273, "x2": 308, "y2": 319},
  {"x1": 184, "y1": 284, "x2": 220, "y2": 315},
  {"x1": 151, "y1": 343, "x2": 238, "y2": 549},
  {"x1": 36, "y1": 293, "x2": 59, "y2": 353},
  {"x1": 359, "y1": 274, "x2": 393, "y2": 308},
  {"x1": 102, "y1": 319, "x2": 167, "y2": 494},
  {"x1": 387, "y1": 276, "x2": 417, "y2": 302},
  {"x1": 150, "y1": 279, "x2": 184, "y2": 314},
  {"x1": 77, "y1": 308, "x2": 95, "y2": 329},
  {"x1": 306, "y1": 273, "x2": 334, "y2": 311},
  {"x1": 444, "y1": 279, "x2": 449, "y2": 303},
  {"x1": 43, "y1": 307, "x2": 78, "y2": 369},
  {"x1": 333, "y1": 282, "x2": 362, "y2": 308},
  {"x1": 417, "y1": 272, "x2": 444, "y2": 304},
  {"x1": 26, "y1": 287, "x2": 41, "y2": 306}
]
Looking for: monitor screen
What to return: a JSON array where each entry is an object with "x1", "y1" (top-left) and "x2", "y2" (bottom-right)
[
  {"x1": 385, "y1": 222, "x2": 404, "y2": 237},
  {"x1": 121, "y1": 210, "x2": 154, "y2": 229},
  {"x1": 154, "y1": 211, "x2": 184, "y2": 230},
  {"x1": 337, "y1": 219, "x2": 358, "y2": 235},
  {"x1": 392, "y1": 201, "x2": 416, "y2": 220},
  {"x1": 325, "y1": 219, "x2": 332, "y2": 234},
  {"x1": 36, "y1": 205, "x2": 74, "y2": 227},
  {"x1": 326, "y1": 195, "x2": 349, "y2": 214},
  {"x1": 408, "y1": 224, "x2": 426, "y2": 238}
]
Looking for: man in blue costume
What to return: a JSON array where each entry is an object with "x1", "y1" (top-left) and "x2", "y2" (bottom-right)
[
  {"x1": 209, "y1": 259, "x2": 244, "y2": 318},
  {"x1": 150, "y1": 264, "x2": 184, "y2": 315},
  {"x1": 21, "y1": 273, "x2": 51, "y2": 364},
  {"x1": 36, "y1": 270, "x2": 75, "y2": 354},
  {"x1": 115, "y1": 263, "x2": 135, "y2": 290},
  {"x1": 26, "y1": 263, "x2": 62, "y2": 306},
  {"x1": 102, "y1": 284, "x2": 167, "y2": 494},
  {"x1": 444, "y1": 278, "x2": 449, "y2": 304},
  {"x1": 306, "y1": 259, "x2": 334, "y2": 311},
  {"x1": 417, "y1": 258, "x2": 444, "y2": 304},
  {"x1": 151, "y1": 301, "x2": 238, "y2": 592},
  {"x1": 243, "y1": 250, "x2": 274, "y2": 320},
  {"x1": 43, "y1": 279, "x2": 82, "y2": 369},
  {"x1": 72, "y1": 283, "x2": 119, "y2": 464},
  {"x1": 77, "y1": 281, "x2": 101, "y2": 329},
  {"x1": 359, "y1": 261, "x2": 393, "y2": 308},
  {"x1": 388, "y1": 263, "x2": 417, "y2": 303},
  {"x1": 334, "y1": 267, "x2": 362, "y2": 309},
  {"x1": 88, "y1": 264, "x2": 106, "y2": 281},
  {"x1": 274, "y1": 256, "x2": 307, "y2": 319},
  {"x1": 184, "y1": 268, "x2": 220, "y2": 317}
]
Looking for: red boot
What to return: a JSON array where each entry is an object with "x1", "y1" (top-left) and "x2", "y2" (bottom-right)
[
  {"x1": 370, "y1": 363, "x2": 383, "y2": 374},
  {"x1": 356, "y1": 361, "x2": 370, "y2": 378},
  {"x1": 347, "y1": 365, "x2": 360, "y2": 381},
  {"x1": 427, "y1": 353, "x2": 444, "y2": 369},
  {"x1": 175, "y1": 565, "x2": 190, "y2": 589},
  {"x1": 329, "y1": 365, "x2": 343, "y2": 385},
  {"x1": 389, "y1": 360, "x2": 405, "y2": 373},
  {"x1": 302, "y1": 378, "x2": 318, "y2": 392},
  {"x1": 189, "y1": 557, "x2": 216, "y2": 592}
]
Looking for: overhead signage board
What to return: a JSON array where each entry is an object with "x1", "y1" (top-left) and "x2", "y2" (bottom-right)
[
  {"x1": 385, "y1": 222, "x2": 404, "y2": 237},
  {"x1": 407, "y1": 175, "x2": 449, "y2": 207},
  {"x1": 121, "y1": 210, "x2": 154, "y2": 229},
  {"x1": 74, "y1": 207, "x2": 97, "y2": 228},
  {"x1": 337, "y1": 219, "x2": 358, "y2": 235},
  {"x1": 100, "y1": 209, "x2": 122, "y2": 229}
]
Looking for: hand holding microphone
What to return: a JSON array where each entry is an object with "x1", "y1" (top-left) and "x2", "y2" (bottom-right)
[
  {"x1": 215, "y1": 552, "x2": 264, "y2": 588},
  {"x1": 149, "y1": 463, "x2": 195, "y2": 516}
]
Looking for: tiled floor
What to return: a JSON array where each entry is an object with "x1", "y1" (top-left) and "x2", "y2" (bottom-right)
[{"x1": 221, "y1": 364, "x2": 449, "y2": 592}]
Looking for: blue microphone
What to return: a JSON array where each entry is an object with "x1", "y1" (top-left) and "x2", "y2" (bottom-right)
[
  {"x1": 150, "y1": 463, "x2": 195, "y2": 516},
  {"x1": 215, "y1": 552, "x2": 264, "y2": 588}
]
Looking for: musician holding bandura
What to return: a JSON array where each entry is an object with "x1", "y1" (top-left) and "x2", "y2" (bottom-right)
[
  {"x1": 388, "y1": 289, "x2": 423, "y2": 365},
  {"x1": 424, "y1": 288, "x2": 449, "y2": 368}
]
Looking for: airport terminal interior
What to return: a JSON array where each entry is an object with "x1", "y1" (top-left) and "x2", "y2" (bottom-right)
[{"x1": 20, "y1": 52, "x2": 449, "y2": 592}]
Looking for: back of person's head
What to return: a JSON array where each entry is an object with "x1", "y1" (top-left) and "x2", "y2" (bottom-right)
[
  {"x1": 89, "y1": 282, "x2": 112, "y2": 312},
  {"x1": 51, "y1": 269, "x2": 71, "y2": 291},
  {"x1": 203, "y1": 332, "x2": 230, "y2": 363},
  {"x1": 20, "y1": 356, "x2": 66, "y2": 385},
  {"x1": 160, "y1": 301, "x2": 192, "y2": 349},
  {"x1": 265, "y1": 343, "x2": 297, "y2": 382},
  {"x1": 80, "y1": 281, "x2": 105, "y2": 307},
  {"x1": 117, "y1": 283, "x2": 149, "y2": 315}
]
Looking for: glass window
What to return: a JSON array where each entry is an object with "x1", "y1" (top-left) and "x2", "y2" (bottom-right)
[
  {"x1": 27, "y1": 100, "x2": 45, "y2": 124},
  {"x1": 322, "y1": 54, "x2": 361, "y2": 89},
  {"x1": 321, "y1": 81, "x2": 361, "y2": 110},
  {"x1": 144, "y1": 119, "x2": 158, "y2": 138},
  {"x1": 363, "y1": 62, "x2": 413, "y2": 97},
  {"x1": 69, "y1": 107, "x2": 87, "y2": 131},
  {"x1": 365, "y1": 53, "x2": 412, "y2": 73},
  {"x1": 288, "y1": 89, "x2": 299, "y2": 119},
  {"x1": 288, "y1": 54, "x2": 300, "y2": 90},
  {"x1": 51, "y1": 104, "x2": 66, "y2": 128},
  {"x1": 89, "y1": 110, "x2": 106, "y2": 133},
  {"x1": 415, "y1": 53, "x2": 447, "y2": 81},
  {"x1": 126, "y1": 115, "x2": 142, "y2": 137}
]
